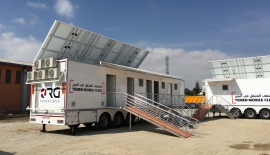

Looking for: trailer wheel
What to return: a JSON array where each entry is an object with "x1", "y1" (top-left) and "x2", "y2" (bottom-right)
[
  {"x1": 96, "y1": 113, "x2": 111, "y2": 130},
  {"x1": 245, "y1": 109, "x2": 257, "y2": 119},
  {"x1": 230, "y1": 108, "x2": 242, "y2": 118},
  {"x1": 125, "y1": 113, "x2": 135, "y2": 125},
  {"x1": 112, "y1": 113, "x2": 124, "y2": 128},
  {"x1": 259, "y1": 109, "x2": 270, "y2": 119}
]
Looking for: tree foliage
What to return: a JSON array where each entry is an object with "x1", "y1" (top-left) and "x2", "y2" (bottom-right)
[{"x1": 192, "y1": 80, "x2": 202, "y2": 96}]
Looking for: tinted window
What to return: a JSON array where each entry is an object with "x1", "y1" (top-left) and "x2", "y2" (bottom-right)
[
  {"x1": 6, "y1": 70, "x2": 11, "y2": 83},
  {"x1": 16, "y1": 71, "x2": 21, "y2": 84},
  {"x1": 139, "y1": 79, "x2": 143, "y2": 87}
]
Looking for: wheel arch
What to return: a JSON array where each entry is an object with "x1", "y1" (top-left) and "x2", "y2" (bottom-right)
[
  {"x1": 114, "y1": 111, "x2": 124, "y2": 119},
  {"x1": 97, "y1": 112, "x2": 111, "y2": 122},
  {"x1": 244, "y1": 108, "x2": 257, "y2": 114}
]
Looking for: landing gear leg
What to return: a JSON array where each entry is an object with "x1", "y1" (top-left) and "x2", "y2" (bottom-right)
[
  {"x1": 40, "y1": 124, "x2": 46, "y2": 132},
  {"x1": 69, "y1": 126, "x2": 75, "y2": 135},
  {"x1": 213, "y1": 112, "x2": 215, "y2": 117},
  {"x1": 219, "y1": 112, "x2": 221, "y2": 117}
]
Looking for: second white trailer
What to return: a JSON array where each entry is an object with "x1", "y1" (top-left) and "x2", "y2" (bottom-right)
[{"x1": 204, "y1": 55, "x2": 270, "y2": 119}]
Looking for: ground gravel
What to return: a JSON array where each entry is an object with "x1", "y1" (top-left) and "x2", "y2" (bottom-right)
[{"x1": 0, "y1": 114, "x2": 270, "y2": 155}]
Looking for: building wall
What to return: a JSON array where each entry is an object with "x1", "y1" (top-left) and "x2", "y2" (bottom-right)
[{"x1": 0, "y1": 63, "x2": 31, "y2": 113}]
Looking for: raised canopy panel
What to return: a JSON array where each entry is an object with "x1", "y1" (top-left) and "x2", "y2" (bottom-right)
[
  {"x1": 34, "y1": 20, "x2": 149, "y2": 68},
  {"x1": 209, "y1": 55, "x2": 270, "y2": 79}
]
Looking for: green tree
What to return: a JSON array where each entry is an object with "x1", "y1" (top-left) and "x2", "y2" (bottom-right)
[{"x1": 192, "y1": 80, "x2": 202, "y2": 96}]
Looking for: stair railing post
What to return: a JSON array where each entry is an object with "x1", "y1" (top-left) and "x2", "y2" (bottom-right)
[{"x1": 129, "y1": 112, "x2": 131, "y2": 131}]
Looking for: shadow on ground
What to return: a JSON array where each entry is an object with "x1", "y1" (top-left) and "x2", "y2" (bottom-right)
[
  {"x1": 46, "y1": 119, "x2": 177, "y2": 137},
  {"x1": 0, "y1": 150, "x2": 16, "y2": 155}
]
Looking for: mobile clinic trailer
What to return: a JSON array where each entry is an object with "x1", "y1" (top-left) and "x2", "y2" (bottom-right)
[
  {"x1": 26, "y1": 21, "x2": 195, "y2": 137},
  {"x1": 204, "y1": 55, "x2": 270, "y2": 119}
]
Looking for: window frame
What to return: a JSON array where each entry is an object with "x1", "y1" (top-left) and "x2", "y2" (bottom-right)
[
  {"x1": 15, "y1": 70, "x2": 21, "y2": 84},
  {"x1": 222, "y1": 84, "x2": 228, "y2": 91},
  {"x1": 5, "y1": 69, "x2": 11, "y2": 83},
  {"x1": 139, "y1": 78, "x2": 144, "y2": 87},
  {"x1": 161, "y1": 82, "x2": 165, "y2": 89}
]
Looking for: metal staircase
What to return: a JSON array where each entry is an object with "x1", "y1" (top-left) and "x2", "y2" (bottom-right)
[
  {"x1": 119, "y1": 93, "x2": 198, "y2": 138},
  {"x1": 213, "y1": 96, "x2": 237, "y2": 119},
  {"x1": 192, "y1": 95, "x2": 239, "y2": 120},
  {"x1": 192, "y1": 96, "x2": 213, "y2": 121},
  {"x1": 139, "y1": 93, "x2": 196, "y2": 118}
]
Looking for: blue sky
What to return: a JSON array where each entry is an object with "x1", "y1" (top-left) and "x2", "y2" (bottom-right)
[{"x1": 1, "y1": 0, "x2": 270, "y2": 89}]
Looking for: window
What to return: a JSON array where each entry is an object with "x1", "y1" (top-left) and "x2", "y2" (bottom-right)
[
  {"x1": 222, "y1": 85, "x2": 228, "y2": 91},
  {"x1": 161, "y1": 82, "x2": 165, "y2": 89},
  {"x1": 139, "y1": 79, "x2": 143, "y2": 87},
  {"x1": 5, "y1": 70, "x2": 11, "y2": 83},
  {"x1": 16, "y1": 71, "x2": 21, "y2": 84},
  {"x1": 174, "y1": 83, "x2": 177, "y2": 90}
]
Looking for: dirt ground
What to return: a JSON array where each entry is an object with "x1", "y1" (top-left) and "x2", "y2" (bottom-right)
[{"x1": 0, "y1": 114, "x2": 270, "y2": 155}]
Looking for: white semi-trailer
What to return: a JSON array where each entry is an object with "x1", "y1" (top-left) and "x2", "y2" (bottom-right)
[
  {"x1": 26, "y1": 21, "x2": 185, "y2": 134},
  {"x1": 204, "y1": 55, "x2": 270, "y2": 119}
]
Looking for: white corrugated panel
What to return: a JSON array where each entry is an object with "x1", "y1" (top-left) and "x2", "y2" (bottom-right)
[
  {"x1": 209, "y1": 55, "x2": 270, "y2": 79},
  {"x1": 34, "y1": 20, "x2": 149, "y2": 68}
]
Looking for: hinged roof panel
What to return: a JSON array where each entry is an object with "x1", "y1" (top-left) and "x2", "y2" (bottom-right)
[
  {"x1": 34, "y1": 20, "x2": 149, "y2": 68},
  {"x1": 209, "y1": 55, "x2": 270, "y2": 79}
]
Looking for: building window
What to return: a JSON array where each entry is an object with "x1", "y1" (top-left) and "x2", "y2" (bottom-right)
[
  {"x1": 162, "y1": 82, "x2": 165, "y2": 89},
  {"x1": 5, "y1": 70, "x2": 11, "y2": 83},
  {"x1": 222, "y1": 85, "x2": 228, "y2": 91},
  {"x1": 16, "y1": 71, "x2": 21, "y2": 84},
  {"x1": 174, "y1": 83, "x2": 177, "y2": 90},
  {"x1": 139, "y1": 79, "x2": 143, "y2": 87}
]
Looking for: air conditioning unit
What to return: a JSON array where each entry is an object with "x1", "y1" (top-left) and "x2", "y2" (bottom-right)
[
  {"x1": 34, "y1": 59, "x2": 44, "y2": 69},
  {"x1": 37, "y1": 70, "x2": 48, "y2": 80},
  {"x1": 48, "y1": 68, "x2": 60, "y2": 79},
  {"x1": 27, "y1": 71, "x2": 37, "y2": 81},
  {"x1": 44, "y1": 57, "x2": 57, "y2": 68}
]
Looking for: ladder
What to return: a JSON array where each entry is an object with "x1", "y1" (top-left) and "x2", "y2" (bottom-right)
[{"x1": 123, "y1": 93, "x2": 198, "y2": 138}]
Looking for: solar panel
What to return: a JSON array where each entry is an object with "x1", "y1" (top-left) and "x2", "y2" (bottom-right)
[
  {"x1": 209, "y1": 55, "x2": 270, "y2": 79},
  {"x1": 33, "y1": 20, "x2": 149, "y2": 68}
]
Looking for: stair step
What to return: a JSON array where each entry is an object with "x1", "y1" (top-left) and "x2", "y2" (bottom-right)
[
  {"x1": 192, "y1": 104, "x2": 212, "y2": 121},
  {"x1": 125, "y1": 106, "x2": 192, "y2": 138}
]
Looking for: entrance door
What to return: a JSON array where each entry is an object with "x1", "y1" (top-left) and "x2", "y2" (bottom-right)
[
  {"x1": 168, "y1": 83, "x2": 172, "y2": 94},
  {"x1": 127, "y1": 77, "x2": 134, "y2": 95},
  {"x1": 167, "y1": 83, "x2": 172, "y2": 106},
  {"x1": 106, "y1": 74, "x2": 116, "y2": 107},
  {"x1": 146, "y1": 80, "x2": 152, "y2": 100},
  {"x1": 154, "y1": 81, "x2": 159, "y2": 102}
]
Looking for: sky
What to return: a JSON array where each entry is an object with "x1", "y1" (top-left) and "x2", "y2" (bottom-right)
[{"x1": 1, "y1": 0, "x2": 270, "y2": 89}]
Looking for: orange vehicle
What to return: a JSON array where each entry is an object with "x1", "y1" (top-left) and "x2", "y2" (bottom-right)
[{"x1": 185, "y1": 96, "x2": 205, "y2": 108}]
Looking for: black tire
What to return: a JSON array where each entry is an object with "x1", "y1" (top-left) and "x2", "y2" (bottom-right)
[
  {"x1": 259, "y1": 109, "x2": 270, "y2": 119},
  {"x1": 125, "y1": 113, "x2": 136, "y2": 125},
  {"x1": 245, "y1": 109, "x2": 257, "y2": 119},
  {"x1": 96, "y1": 113, "x2": 111, "y2": 130},
  {"x1": 230, "y1": 108, "x2": 242, "y2": 118},
  {"x1": 83, "y1": 123, "x2": 93, "y2": 128},
  {"x1": 68, "y1": 124, "x2": 80, "y2": 128},
  {"x1": 112, "y1": 113, "x2": 124, "y2": 128}
]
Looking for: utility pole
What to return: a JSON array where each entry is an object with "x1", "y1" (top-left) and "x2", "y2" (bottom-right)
[{"x1": 166, "y1": 55, "x2": 169, "y2": 75}]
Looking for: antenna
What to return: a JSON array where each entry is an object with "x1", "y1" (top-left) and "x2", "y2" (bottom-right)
[{"x1": 165, "y1": 55, "x2": 169, "y2": 75}]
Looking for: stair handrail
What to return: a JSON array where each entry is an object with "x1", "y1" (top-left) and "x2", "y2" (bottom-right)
[
  {"x1": 213, "y1": 95, "x2": 238, "y2": 117},
  {"x1": 134, "y1": 93, "x2": 198, "y2": 123},
  {"x1": 123, "y1": 93, "x2": 196, "y2": 134},
  {"x1": 138, "y1": 93, "x2": 194, "y2": 117}
]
